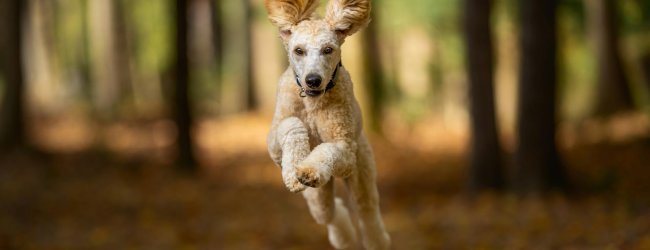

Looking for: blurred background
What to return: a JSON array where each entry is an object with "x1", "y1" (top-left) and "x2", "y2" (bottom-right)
[{"x1": 1, "y1": 0, "x2": 649, "y2": 248}]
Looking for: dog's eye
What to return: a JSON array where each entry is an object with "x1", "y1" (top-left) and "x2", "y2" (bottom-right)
[
  {"x1": 323, "y1": 47, "x2": 333, "y2": 55},
  {"x1": 294, "y1": 48, "x2": 304, "y2": 56}
]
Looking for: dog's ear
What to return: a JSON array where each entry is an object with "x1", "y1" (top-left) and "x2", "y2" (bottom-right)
[
  {"x1": 325, "y1": 0, "x2": 370, "y2": 39},
  {"x1": 264, "y1": 0, "x2": 320, "y2": 39}
]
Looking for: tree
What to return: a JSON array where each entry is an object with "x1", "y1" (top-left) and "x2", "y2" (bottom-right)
[
  {"x1": 208, "y1": 0, "x2": 224, "y2": 111},
  {"x1": 360, "y1": 9, "x2": 385, "y2": 134},
  {"x1": 514, "y1": 0, "x2": 568, "y2": 193},
  {"x1": 88, "y1": 0, "x2": 132, "y2": 118},
  {"x1": 643, "y1": 55, "x2": 650, "y2": 93},
  {"x1": 585, "y1": 0, "x2": 634, "y2": 116},
  {"x1": 174, "y1": 0, "x2": 198, "y2": 171},
  {"x1": 209, "y1": 0, "x2": 224, "y2": 81},
  {"x1": 89, "y1": 0, "x2": 136, "y2": 154},
  {"x1": 112, "y1": 0, "x2": 134, "y2": 109},
  {"x1": 0, "y1": 0, "x2": 26, "y2": 151},
  {"x1": 462, "y1": 0, "x2": 504, "y2": 192},
  {"x1": 243, "y1": 0, "x2": 257, "y2": 111}
]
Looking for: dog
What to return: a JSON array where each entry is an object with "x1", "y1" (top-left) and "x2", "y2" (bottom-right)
[{"x1": 264, "y1": 0, "x2": 390, "y2": 249}]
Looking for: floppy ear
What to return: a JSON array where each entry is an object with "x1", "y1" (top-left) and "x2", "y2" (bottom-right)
[
  {"x1": 264, "y1": 0, "x2": 320, "y2": 38},
  {"x1": 325, "y1": 0, "x2": 371, "y2": 38}
]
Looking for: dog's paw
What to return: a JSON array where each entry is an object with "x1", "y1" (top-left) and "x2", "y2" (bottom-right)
[
  {"x1": 283, "y1": 171, "x2": 307, "y2": 193},
  {"x1": 295, "y1": 165, "x2": 328, "y2": 188}
]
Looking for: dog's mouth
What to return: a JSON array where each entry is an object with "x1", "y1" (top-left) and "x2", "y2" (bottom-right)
[{"x1": 304, "y1": 89, "x2": 323, "y2": 97}]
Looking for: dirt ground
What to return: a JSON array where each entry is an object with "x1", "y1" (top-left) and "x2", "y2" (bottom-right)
[{"x1": 1, "y1": 114, "x2": 650, "y2": 249}]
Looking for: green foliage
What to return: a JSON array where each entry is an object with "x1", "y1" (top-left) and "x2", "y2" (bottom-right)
[
  {"x1": 379, "y1": 0, "x2": 459, "y2": 32},
  {"x1": 618, "y1": 0, "x2": 648, "y2": 34},
  {"x1": 558, "y1": 23, "x2": 596, "y2": 121},
  {"x1": 124, "y1": 0, "x2": 173, "y2": 75},
  {"x1": 53, "y1": 0, "x2": 88, "y2": 70},
  {"x1": 9, "y1": 0, "x2": 649, "y2": 121},
  {"x1": 559, "y1": 0, "x2": 587, "y2": 36}
]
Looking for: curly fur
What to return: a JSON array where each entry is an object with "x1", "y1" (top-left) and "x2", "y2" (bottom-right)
[
  {"x1": 325, "y1": 0, "x2": 371, "y2": 37},
  {"x1": 265, "y1": 0, "x2": 389, "y2": 249},
  {"x1": 264, "y1": 0, "x2": 320, "y2": 32}
]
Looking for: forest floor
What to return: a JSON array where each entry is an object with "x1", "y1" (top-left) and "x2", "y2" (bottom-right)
[{"x1": 1, "y1": 114, "x2": 650, "y2": 249}]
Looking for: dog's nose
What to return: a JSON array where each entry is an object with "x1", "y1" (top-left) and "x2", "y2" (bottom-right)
[{"x1": 305, "y1": 74, "x2": 322, "y2": 88}]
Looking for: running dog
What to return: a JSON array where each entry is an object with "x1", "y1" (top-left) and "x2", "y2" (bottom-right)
[{"x1": 264, "y1": 0, "x2": 390, "y2": 249}]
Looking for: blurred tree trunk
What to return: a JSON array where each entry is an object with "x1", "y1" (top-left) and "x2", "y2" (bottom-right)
[
  {"x1": 0, "y1": 0, "x2": 26, "y2": 151},
  {"x1": 174, "y1": 0, "x2": 198, "y2": 171},
  {"x1": 585, "y1": 0, "x2": 634, "y2": 116},
  {"x1": 78, "y1": 0, "x2": 93, "y2": 103},
  {"x1": 87, "y1": 0, "x2": 132, "y2": 118},
  {"x1": 514, "y1": 0, "x2": 568, "y2": 193},
  {"x1": 112, "y1": 0, "x2": 133, "y2": 108},
  {"x1": 642, "y1": 54, "x2": 650, "y2": 94},
  {"x1": 243, "y1": 0, "x2": 257, "y2": 111},
  {"x1": 29, "y1": 0, "x2": 63, "y2": 112},
  {"x1": 360, "y1": 10, "x2": 385, "y2": 134},
  {"x1": 208, "y1": 0, "x2": 224, "y2": 114},
  {"x1": 386, "y1": 33, "x2": 402, "y2": 106},
  {"x1": 88, "y1": 0, "x2": 119, "y2": 117},
  {"x1": 209, "y1": 0, "x2": 223, "y2": 81},
  {"x1": 463, "y1": 0, "x2": 504, "y2": 192}
]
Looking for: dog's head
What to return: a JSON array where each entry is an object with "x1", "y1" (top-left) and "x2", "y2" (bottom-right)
[{"x1": 264, "y1": 0, "x2": 370, "y2": 97}]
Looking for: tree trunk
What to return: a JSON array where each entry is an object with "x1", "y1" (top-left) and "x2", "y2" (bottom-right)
[
  {"x1": 209, "y1": 0, "x2": 223, "y2": 80},
  {"x1": 360, "y1": 10, "x2": 385, "y2": 134},
  {"x1": 514, "y1": 0, "x2": 568, "y2": 193},
  {"x1": 88, "y1": 0, "x2": 119, "y2": 117},
  {"x1": 243, "y1": 0, "x2": 257, "y2": 111},
  {"x1": 0, "y1": 0, "x2": 26, "y2": 151},
  {"x1": 586, "y1": 0, "x2": 634, "y2": 116},
  {"x1": 112, "y1": 0, "x2": 134, "y2": 109},
  {"x1": 78, "y1": 0, "x2": 93, "y2": 103},
  {"x1": 209, "y1": 0, "x2": 224, "y2": 114},
  {"x1": 174, "y1": 0, "x2": 198, "y2": 171},
  {"x1": 642, "y1": 54, "x2": 650, "y2": 94},
  {"x1": 463, "y1": 0, "x2": 504, "y2": 192}
]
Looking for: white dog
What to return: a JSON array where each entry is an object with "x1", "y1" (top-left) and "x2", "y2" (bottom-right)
[{"x1": 264, "y1": 0, "x2": 390, "y2": 249}]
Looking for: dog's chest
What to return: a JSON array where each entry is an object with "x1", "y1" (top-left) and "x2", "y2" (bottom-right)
[{"x1": 301, "y1": 112, "x2": 324, "y2": 148}]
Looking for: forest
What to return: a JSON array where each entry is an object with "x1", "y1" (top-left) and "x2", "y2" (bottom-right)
[{"x1": 1, "y1": 0, "x2": 649, "y2": 249}]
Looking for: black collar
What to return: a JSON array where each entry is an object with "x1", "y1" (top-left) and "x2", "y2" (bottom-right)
[{"x1": 294, "y1": 61, "x2": 342, "y2": 98}]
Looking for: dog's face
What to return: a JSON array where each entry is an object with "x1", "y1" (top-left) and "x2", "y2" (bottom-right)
[
  {"x1": 287, "y1": 20, "x2": 341, "y2": 96},
  {"x1": 265, "y1": 0, "x2": 370, "y2": 97}
]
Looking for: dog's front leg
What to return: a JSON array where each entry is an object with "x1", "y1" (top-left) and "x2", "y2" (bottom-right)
[
  {"x1": 295, "y1": 139, "x2": 356, "y2": 188},
  {"x1": 275, "y1": 117, "x2": 310, "y2": 192}
]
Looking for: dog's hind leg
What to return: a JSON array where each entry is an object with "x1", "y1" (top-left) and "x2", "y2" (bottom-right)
[
  {"x1": 303, "y1": 181, "x2": 356, "y2": 249},
  {"x1": 346, "y1": 135, "x2": 390, "y2": 250},
  {"x1": 328, "y1": 197, "x2": 357, "y2": 249}
]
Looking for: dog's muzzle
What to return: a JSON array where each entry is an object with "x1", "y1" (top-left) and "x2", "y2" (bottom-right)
[{"x1": 294, "y1": 62, "x2": 341, "y2": 98}]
